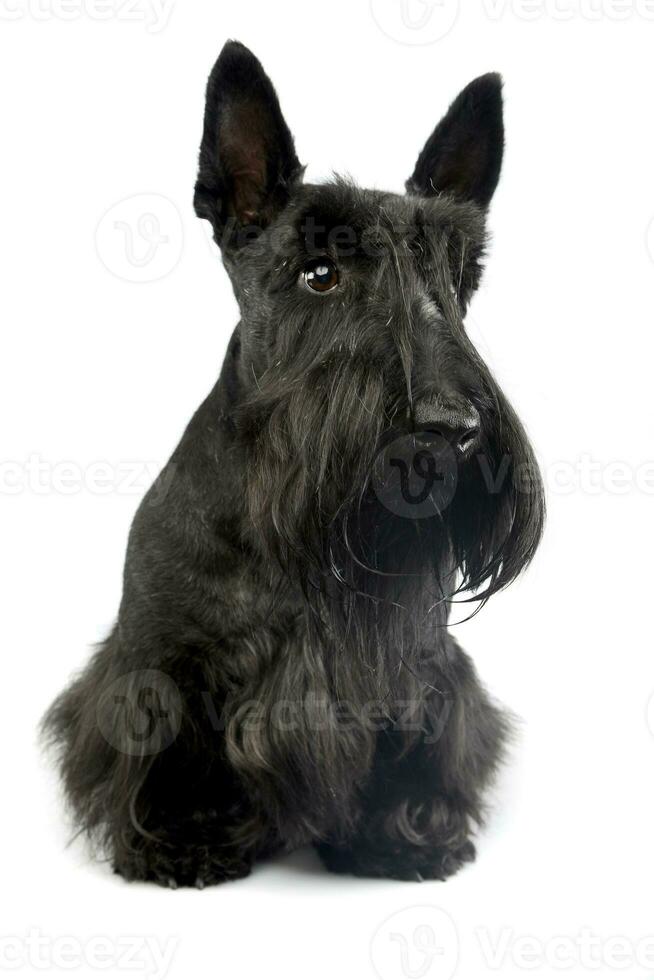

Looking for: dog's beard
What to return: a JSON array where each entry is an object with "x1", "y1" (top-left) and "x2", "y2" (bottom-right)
[
  {"x1": 447, "y1": 392, "x2": 545, "y2": 608},
  {"x1": 237, "y1": 357, "x2": 545, "y2": 663},
  {"x1": 238, "y1": 353, "x2": 391, "y2": 583}
]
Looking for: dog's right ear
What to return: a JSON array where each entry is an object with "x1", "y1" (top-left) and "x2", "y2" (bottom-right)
[{"x1": 194, "y1": 41, "x2": 302, "y2": 243}]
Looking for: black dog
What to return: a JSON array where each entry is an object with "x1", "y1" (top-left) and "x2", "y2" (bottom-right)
[{"x1": 43, "y1": 41, "x2": 544, "y2": 887}]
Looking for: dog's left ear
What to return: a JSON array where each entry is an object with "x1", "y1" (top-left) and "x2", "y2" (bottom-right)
[
  {"x1": 406, "y1": 73, "x2": 504, "y2": 209},
  {"x1": 194, "y1": 41, "x2": 302, "y2": 239}
]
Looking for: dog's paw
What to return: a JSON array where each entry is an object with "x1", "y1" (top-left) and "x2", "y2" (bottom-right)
[
  {"x1": 113, "y1": 831, "x2": 252, "y2": 889},
  {"x1": 424, "y1": 839, "x2": 476, "y2": 881},
  {"x1": 317, "y1": 838, "x2": 476, "y2": 882}
]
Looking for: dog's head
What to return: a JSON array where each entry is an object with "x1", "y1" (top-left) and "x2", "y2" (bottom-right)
[{"x1": 194, "y1": 42, "x2": 544, "y2": 613}]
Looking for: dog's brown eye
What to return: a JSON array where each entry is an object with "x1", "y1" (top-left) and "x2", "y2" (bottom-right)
[{"x1": 303, "y1": 258, "x2": 339, "y2": 293}]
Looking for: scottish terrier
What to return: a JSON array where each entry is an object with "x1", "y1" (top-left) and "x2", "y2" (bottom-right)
[{"x1": 43, "y1": 41, "x2": 544, "y2": 886}]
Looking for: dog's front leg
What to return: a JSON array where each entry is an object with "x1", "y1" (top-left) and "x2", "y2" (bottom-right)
[
  {"x1": 44, "y1": 630, "x2": 274, "y2": 888},
  {"x1": 315, "y1": 637, "x2": 510, "y2": 881}
]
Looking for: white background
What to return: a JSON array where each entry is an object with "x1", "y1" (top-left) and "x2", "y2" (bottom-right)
[{"x1": 2, "y1": 1, "x2": 653, "y2": 978}]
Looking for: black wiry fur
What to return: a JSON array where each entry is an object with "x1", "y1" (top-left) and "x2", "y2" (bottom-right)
[{"x1": 42, "y1": 41, "x2": 544, "y2": 887}]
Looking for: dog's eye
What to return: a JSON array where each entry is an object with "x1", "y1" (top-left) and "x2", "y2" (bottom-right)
[{"x1": 302, "y1": 258, "x2": 339, "y2": 293}]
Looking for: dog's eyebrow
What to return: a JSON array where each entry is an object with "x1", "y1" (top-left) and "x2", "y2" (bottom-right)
[
  {"x1": 290, "y1": 206, "x2": 424, "y2": 264},
  {"x1": 292, "y1": 206, "x2": 369, "y2": 249}
]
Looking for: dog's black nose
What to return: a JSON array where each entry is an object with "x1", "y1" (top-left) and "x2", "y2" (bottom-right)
[{"x1": 413, "y1": 399, "x2": 481, "y2": 456}]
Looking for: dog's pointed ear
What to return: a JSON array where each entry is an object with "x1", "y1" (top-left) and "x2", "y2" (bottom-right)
[
  {"x1": 406, "y1": 73, "x2": 504, "y2": 209},
  {"x1": 194, "y1": 41, "x2": 302, "y2": 240}
]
